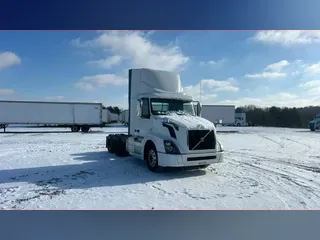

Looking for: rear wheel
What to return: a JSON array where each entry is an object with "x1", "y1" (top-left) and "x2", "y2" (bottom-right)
[
  {"x1": 112, "y1": 135, "x2": 120, "y2": 155},
  {"x1": 81, "y1": 126, "x2": 90, "y2": 132},
  {"x1": 115, "y1": 134, "x2": 129, "y2": 157},
  {"x1": 107, "y1": 134, "x2": 116, "y2": 153}
]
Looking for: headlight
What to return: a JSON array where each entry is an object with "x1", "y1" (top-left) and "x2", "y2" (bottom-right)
[{"x1": 163, "y1": 140, "x2": 181, "y2": 154}]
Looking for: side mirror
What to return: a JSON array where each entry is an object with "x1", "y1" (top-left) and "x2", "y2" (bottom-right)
[{"x1": 196, "y1": 102, "x2": 202, "y2": 117}]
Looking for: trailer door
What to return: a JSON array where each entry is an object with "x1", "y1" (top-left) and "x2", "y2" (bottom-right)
[{"x1": 74, "y1": 104, "x2": 101, "y2": 125}]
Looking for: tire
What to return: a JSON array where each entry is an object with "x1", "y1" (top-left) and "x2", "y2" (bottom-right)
[
  {"x1": 108, "y1": 134, "x2": 116, "y2": 154},
  {"x1": 81, "y1": 126, "x2": 90, "y2": 133},
  {"x1": 106, "y1": 136, "x2": 109, "y2": 148},
  {"x1": 237, "y1": 123, "x2": 241, "y2": 126},
  {"x1": 114, "y1": 135, "x2": 122, "y2": 157},
  {"x1": 146, "y1": 145, "x2": 159, "y2": 172},
  {"x1": 310, "y1": 128, "x2": 315, "y2": 132},
  {"x1": 116, "y1": 134, "x2": 129, "y2": 157},
  {"x1": 71, "y1": 126, "x2": 80, "y2": 132}
]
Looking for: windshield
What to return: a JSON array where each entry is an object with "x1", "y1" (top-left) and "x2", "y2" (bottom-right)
[{"x1": 150, "y1": 98, "x2": 195, "y2": 116}]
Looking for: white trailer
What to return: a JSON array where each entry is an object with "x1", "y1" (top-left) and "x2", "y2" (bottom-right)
[
  {"x1": 0, "y1": 100, "x2": 109, "y2": 132},
  {"x1": 121, "y1": 110, "x2": 129, "y2": 125},
  {"x1": 108, "y1": 111, "x2": 119, "y2": 122},
  {"x1": 106, "y1": 68, "x2": 224, "y2": 172},
  {"x1": 201, "y1": 105, "x2": 235, "y2": 126}
]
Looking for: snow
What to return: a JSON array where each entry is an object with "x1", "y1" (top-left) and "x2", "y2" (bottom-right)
[
  {"x1": 1, "y1": 125, "x2": 320, "y2": 209},
  {"x1": 156, "y1": 114, "x2": 215, "y2": 130}
]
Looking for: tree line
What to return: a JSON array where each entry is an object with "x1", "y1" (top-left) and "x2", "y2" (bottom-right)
[
  {"x1": 106, "y1": 106, "x2": 122, "y2": 115},
  {"x1": 236, "y1": 105, "x2": 320, "y2": 128}
]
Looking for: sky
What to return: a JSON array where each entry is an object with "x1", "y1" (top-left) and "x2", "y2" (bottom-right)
[{"x1": 1, "y1": 30, "x2": 320, "y2": 109}]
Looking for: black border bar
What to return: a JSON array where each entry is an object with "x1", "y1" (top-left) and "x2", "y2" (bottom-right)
[{"x1": 1, "y1": 210, "x2": 319, "y2": 240}]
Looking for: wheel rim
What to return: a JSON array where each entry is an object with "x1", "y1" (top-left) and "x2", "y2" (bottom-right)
[{"x1": 148, "y1": 149, "x2": 157, "y2": 168}]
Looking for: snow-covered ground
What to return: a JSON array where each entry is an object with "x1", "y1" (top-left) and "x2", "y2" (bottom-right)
[{"x1": 1, "y1": 125, "x2": 320, "y2": 209}]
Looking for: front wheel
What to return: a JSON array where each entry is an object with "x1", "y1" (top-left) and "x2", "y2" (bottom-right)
[{"x1": 146, "y1": 146, "x2": 159, "y2": 172}]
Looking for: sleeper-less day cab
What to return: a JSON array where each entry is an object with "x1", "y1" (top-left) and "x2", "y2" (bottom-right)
[
  {"x1": 106, "y1": 68, "x2": 224, "y2": 172},
  {"x1": 309, "y1": 113, "x2": 320, "y2": 131}
]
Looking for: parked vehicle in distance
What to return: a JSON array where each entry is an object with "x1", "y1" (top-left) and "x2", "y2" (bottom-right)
[
  {"x1": 309, "y1": 113, "x2": 320, "y2": 131},
  {"x1": 201, "y1": 105, "x2": 235, "y2": 126},
  {"x1": 235, "y1": 112, "x2": 248, "y2": 126},
  {"x1": 106, "y1": 68, "x2": 224, "y2": 172},
  {"x1": 0, "y1": 100, "x2": 110, "y2": 132}
]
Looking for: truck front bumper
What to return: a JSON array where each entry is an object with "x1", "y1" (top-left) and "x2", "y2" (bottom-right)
[{"x1": 157, "y1": 151, "x2": 224, "y2": 167}]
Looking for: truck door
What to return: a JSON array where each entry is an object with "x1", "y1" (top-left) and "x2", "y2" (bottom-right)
[{"x1": 133, "y1": 98, "x2": 152, "y2": 156}]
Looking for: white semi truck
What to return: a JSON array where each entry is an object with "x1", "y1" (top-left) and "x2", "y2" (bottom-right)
[
  {"x1": 235, "y1": 112, "x2": 248, "y2": 126},
  {"x1": 106, "y1": 68, "x2": 224, "y2": 172},
  {"x1": 0, "y1": 100, "x2": 110, "y2": 132},
  {"x1": 309, "y1": 113, "x2": 320, "y2": 131}
]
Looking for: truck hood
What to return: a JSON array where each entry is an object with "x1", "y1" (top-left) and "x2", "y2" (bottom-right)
[{"x1": 154, "y1": 114, "x2": 215, "y2": 130}]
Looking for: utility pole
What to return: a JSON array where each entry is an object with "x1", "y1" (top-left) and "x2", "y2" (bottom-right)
[{"x1": 200, "y1": 79, "x2": 202, "y2": 103}]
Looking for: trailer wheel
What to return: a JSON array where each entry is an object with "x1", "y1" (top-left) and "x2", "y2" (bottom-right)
[
  {"x1": 81, "y1": 126, "x2": 90, "y2": 133},
  {"x1": 71, "y1": 126, "x2": 80, "y2": 132},
  {"x1": 145, "y1": 143, "x2": 160, "y2": 172}
]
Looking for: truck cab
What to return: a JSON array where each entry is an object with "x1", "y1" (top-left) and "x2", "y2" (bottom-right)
[
  {"x1": 106, "y1": 68, "x2": 224, "y2": 172},
  {"x1": 309, "y1": 113, "x2": 320, "y2": 131},
  {"x1": 235, "y1": 112, "x2": 248, "y2": 126}
]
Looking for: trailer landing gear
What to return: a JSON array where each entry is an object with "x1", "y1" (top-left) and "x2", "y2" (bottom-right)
[
  {"x1": 106, "y1": 134, "x2": 129, "y2": 157},
  {"x1": 0, "y1": 124, "x2": 8, "y2": 133}
]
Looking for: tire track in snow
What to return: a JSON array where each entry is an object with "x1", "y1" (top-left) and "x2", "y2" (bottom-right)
[
  {"x1": 227, "y1": 156, "x2": 320, "y2": 208},
  {"x1": 256, "y1": 133, "x2": 284, "y2": 148},
  {"x1": 242, "y1": 162, "x2": 320, "y2": 201},
  {"x1": 226, "y1": 159, "x2": 292, "y2": 208},
  {"x1": 281, "y1": 137, "x2": 311, "y2": 149},
  {"x1": 230, "y1": 150, "x2": 320, "y2": 177}
]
